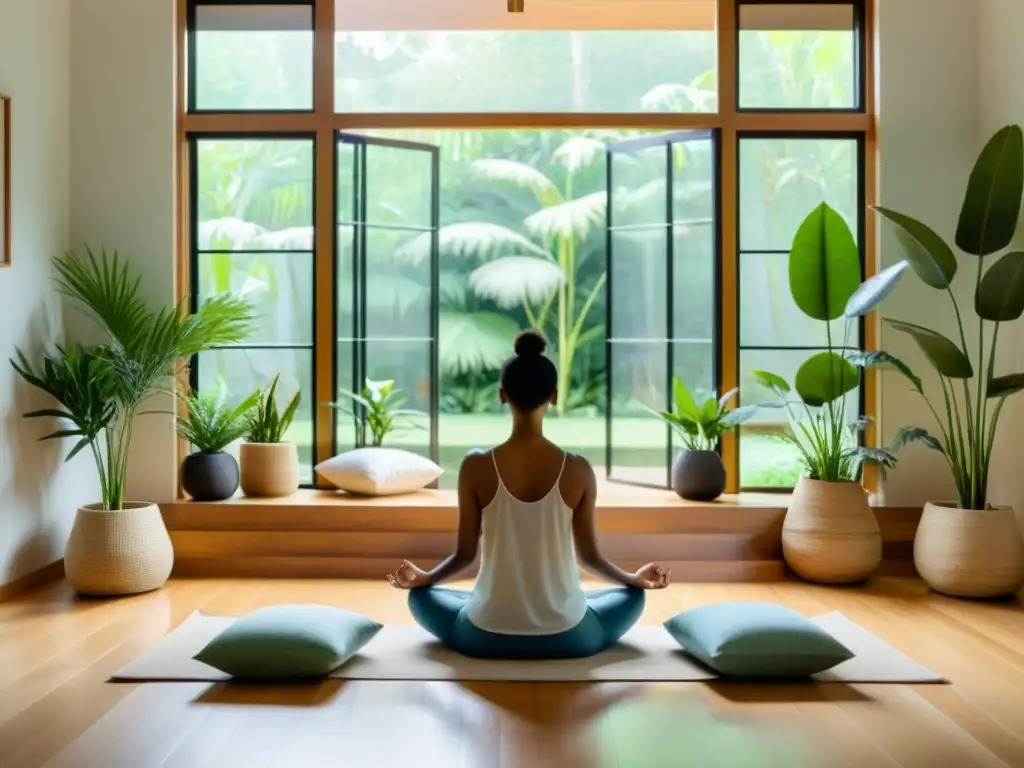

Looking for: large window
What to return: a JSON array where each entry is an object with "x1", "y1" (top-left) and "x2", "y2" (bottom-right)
[{"x1": 182, "y1": 0, "x2": 875, "y2": 494}]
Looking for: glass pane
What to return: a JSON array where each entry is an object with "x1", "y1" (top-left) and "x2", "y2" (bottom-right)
[
  {"x1": 196, "y1": 139, "x2": 314, "y2": 251},
  {"x1": 365, "y1": 145, "x2": 434, "y2": 227},
  {"x1": 738, "y1": 4, "x2": 856, "y2": 110},
  {"x1": 611, "y1": 145, "x2": 668, "y2": 227},
  {"x1": 739, "y1": 349, "x2": 860, "y2": 489},
  {"x1": 739, "y1": 138, "x2": 858, "y2": 253},
  {"x1": 609, "y1": 340, "x2": 668, "y2": 485},
  {"x1": 197, "y1": 252, "x2": 313, "y2": 345},
  {"x1": 672, "y1": 340, "x2": 714, "y2": 405},
  {"x1": 672, "y1": 138, "x2": 714, "y2": 223},
  {"x1": 609, "y1": 228, "x2": 668, "y2": 340},
  {"x1": 365, "y1": 226, "x2": 432, "y2": 339},
  {"x1": 335, "y1": 30, "x2": 716, "y2": 114},
  {"x1": 366, "y1": 340, "x2": 432, "y2": 458},
  {"x1": 673, "y1": 224, "x2": 714, "y2": 344},
  {"x1": 195, "y1": 347, "x2": 315, "y2": 483},
  {"x1": 194, "y1": 4, "x2": 313, "y2": 111},
  {"x1": 740, "y1": 252, "x2": 856, "y2": 348}
]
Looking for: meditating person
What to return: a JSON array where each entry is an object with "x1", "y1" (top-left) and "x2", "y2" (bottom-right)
[{"x1": 386, "y1": 329, "x2": 670, "y2": 660}]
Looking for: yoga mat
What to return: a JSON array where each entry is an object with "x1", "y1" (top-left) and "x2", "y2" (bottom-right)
[{"x1": 110, "y1": 610, "x2": 945, "y2": 684}]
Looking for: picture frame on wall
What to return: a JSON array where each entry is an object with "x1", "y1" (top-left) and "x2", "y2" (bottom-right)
[{"x1": 0, "y1": 95, "x2": 9, "y2": 268}]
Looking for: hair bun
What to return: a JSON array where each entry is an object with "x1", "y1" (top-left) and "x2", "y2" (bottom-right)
[{"x1": 514, "y1": 329, "x2": 547, "y2": 357}]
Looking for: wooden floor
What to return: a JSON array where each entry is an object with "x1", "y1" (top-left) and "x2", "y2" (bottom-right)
[{"x1": 1, "y1": 578, "x2": 1022, "y2": 768}]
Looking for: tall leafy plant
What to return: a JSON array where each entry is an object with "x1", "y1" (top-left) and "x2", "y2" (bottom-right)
[
  {"x1": 753, "y1": 203, "x2": 898, "y2": 482},
  {"x1": 11, "y1": 248, "x2": 254, "y2": 510},
  {"x1": 329, "y1": 379, "x2": 427, "y2": 448},
  {"x1": 847, "y1": 125, "x2": 1024, "y2": 510}
]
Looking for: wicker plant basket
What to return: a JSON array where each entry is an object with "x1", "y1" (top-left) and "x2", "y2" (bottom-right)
[
  {"x1": 782, "y1": 477, "x2": 882, "y2": 584},
  {"x1": 914, "y1": 502, "x2": 1024, "y2": 598},
  {"x1": 239, "y1": 442, "x2": 300, "y2": 497},
  {"x1": 64, "y1": 502, "x2": 174, "y2": 596}
]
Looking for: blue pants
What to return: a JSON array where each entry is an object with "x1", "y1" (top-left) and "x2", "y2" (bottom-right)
[{"x1": 408, "y1": 587, "x2": 645, "y2": 660}]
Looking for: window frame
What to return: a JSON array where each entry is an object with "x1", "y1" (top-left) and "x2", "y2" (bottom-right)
[{"x1": 176, "y1": 0, "x2": 878, "y2": 495}]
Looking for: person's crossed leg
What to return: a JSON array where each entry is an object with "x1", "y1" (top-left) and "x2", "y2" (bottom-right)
[{"x1": 408, "y1": 586, "x2": 645, "y2": 660}]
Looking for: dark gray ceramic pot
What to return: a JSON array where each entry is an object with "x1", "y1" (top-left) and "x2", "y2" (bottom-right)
[
  {"x1": 671, "y1": 450, "x2": 726, "y2": 502},
  {"x1": 181, "y1": 452, "x2": 239, "y2": 501}
]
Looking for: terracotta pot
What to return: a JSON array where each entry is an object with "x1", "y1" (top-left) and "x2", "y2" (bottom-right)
[
  {"x1": 782, "y1": 477, "x2": 881, "y2": 584},
  {"x1": 239, "y1": 442, "x2": 300, "y2": 497},
  {"x1": 914, "y1": 502, "x2": 1024, "y2": 599},
  {"x1": 671, "y1": 450, "x2": 726, "y2": 501},
  {"x1": 64, "y1": 502, "x2": 174, "y2": 596}
]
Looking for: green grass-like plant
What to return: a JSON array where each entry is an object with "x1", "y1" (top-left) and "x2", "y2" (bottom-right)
[
  {"x1": 852, "y1": 125, "x2": 1024, "y2": 510},
  {"x1": 647, "y1": 377, "x2": 757, "y2": 452},
  {"x1": 245, "y1": 375, "x2": 301, "y2": 444},
  {"x1": 177, "y1": 388, "x2": 258, "y2": 454},
  {"x1": 329, "y1": 378, "x2": 427, "y2": 447},
  {"x1": 753, "y1": 203, "x2": 900, "y2": 484},
  {"x1": 10, "y1": 247, "x2": 254, "y2": 510}
]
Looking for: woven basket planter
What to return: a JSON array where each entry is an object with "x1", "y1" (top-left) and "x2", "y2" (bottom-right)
[
  {"x1": 64, "y1": 502, "x2": 174, "y2": 596},
  {"x1": 782, "y1": 477, "x2": 882, "y2": 584},
  {"x1": 914, "y1": 502, "x2": 1024, "y2": 599},
  {"x1": 239, "y1": 442, "x2": 300, "y2": 497}
]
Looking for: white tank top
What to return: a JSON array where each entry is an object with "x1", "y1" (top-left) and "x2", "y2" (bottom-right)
[{"x1": 464, "y1": 450, "x2": 588, "y2": 635}]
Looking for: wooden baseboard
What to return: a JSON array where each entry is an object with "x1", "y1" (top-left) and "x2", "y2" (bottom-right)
[{"x1": 0, "y1": 559, "x2": 65, "y2": 602}]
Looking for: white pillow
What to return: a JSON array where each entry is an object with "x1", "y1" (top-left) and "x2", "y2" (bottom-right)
[{"x1": 316, "y1": 448, "x2": 443, "y2": 496}]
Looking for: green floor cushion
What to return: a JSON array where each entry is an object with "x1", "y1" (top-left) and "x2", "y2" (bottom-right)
[
  {"x1": 663, "y1": 602, "x2": 854, "y2": 678},
  {"x1": 194, "y1": 604, "x2": 383, "y2": 679}
]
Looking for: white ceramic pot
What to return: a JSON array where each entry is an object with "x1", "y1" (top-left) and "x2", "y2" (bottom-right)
[
  {"x1": 64, "y1": 502, "x2": 174, "y2": 596},
  {"x1": 239, "y1": 442, "x2": 300, "y2": 497},
  {"x1": 782, "y1": 477, "x2": 882, "y2": 584},
  {"x1": 914, "y1": 502, "x2": 1024, "y2": 599}
]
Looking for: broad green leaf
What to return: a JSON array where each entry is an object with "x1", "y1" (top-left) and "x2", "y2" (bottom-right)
[
  {"x1": 892, "y1": 426, "x2": 944, "y2": 453},
  {"x1": 471, "y1": 159, "x2": 561, "y2": 207},
  {"x1": 843, "y1": 349, "x2": 923, "y2": 394},
  {"x1": 873, "y1": 207, "x2": 957, "y2": 289},
  {"x1": 525, "y1": 192, "x2": 606, "y2": 242},
  {"x1": 976, "y1": 251, "x2": 1024, "y2": 321},
  {"x1": 789, "y1": 203, "x2": 861, "y2": 321},
  {"x1": 439, "y1": 310, "x2": 521, "y2": 375},
  {"x1": 956, "y1": 125, "x2": 1024, "y2": 257},
  {"x1": 794, "y1": 351, "x2": 858, "y2": 407},
  {"x1": 469, "y1": 256, "x2": 565, "y2": 309},
  {"x1": 885, "y1": 319, "x2": 974, "y2": 379},
  {"x1": 719, "y1": 404, "x2": 759, "y2": 426},
  {"x1": 752, "y1": 370, "x2": 791, "y2": 393},
  {"x1": 672, "y1": 377, "x2": 701, "y2": 421},
  {"x1": 988, "y1": 373, "x2": 1024, "y2": 399},
  {"x1": 844, "y1": 260, "x2": 910, "y2": 317},
  {"x1": 717, "y1": 387, "x2": 739, "y2": 410},
  {"x1": 698, "y1": 397, "x2": 719, "y2": 425}
]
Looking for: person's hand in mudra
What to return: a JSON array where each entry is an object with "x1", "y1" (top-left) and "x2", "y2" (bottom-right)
[
  {"x1": 633, "y1": 562, "x2": 670, "y2": 589},
  {"x1": 387, "y1": 560, "x2": 431, "y2": 590}
]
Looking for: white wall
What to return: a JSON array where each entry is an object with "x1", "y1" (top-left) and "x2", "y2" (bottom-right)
[
  {"x1": 978, "y1": 0, "x2": 1024, "y2": 517},
  {"x1": 875, "y1": 0, "x2": 981, "y2": 505},
  {"x1": 0, "y1": 0, "x2": 100, "y2": 583},
  {"x1": 70, "y1": 0, "x2": 179, "y2": 504}
]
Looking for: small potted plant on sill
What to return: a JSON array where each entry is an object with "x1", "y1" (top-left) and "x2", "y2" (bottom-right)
[
  {"x1": 754, "y1": 202, "x2": 902, "y2": 585},
  {"x1": 177, "y1": 387, "x2": 258, "y2": 501},
  {"x1": 11, "y1": 247, "x2": 253, "y2": 596},
  {"x1": 329, "y1": 378, "x2": 428, "y2": 448},
  {"x1": 646, "y1": 376, "x2": 757, "y2": 502},
  {"x1": 239, "y1": 374, "x2": 301, "y2": 498},
  {"x1": 860, "y1": 125, "x2": 1024, "y2": 599}
]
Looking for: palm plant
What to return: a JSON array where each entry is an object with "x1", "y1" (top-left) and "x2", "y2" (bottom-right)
[
  {"x1": 329, "y1": 378, "x2": 427, "y2": 448},
  {"x1": 245, "y1": 374, "x2": 301, "y2": 444},
  {"x1": 177, "y1": 387, "x2": 259, "y2": 454},
  {"x1": 11, "y1": 247, "x2": 254, "y2": 510},
  {"x1": 399, "y1": 136, "x2": 609, "y2": 416}
]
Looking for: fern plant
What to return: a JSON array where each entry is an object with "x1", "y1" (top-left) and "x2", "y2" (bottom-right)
[
  {"x1": 329, "y1": 378, "x2": 427, "y2": 447},
  {"x1": 11, "y1": 248, "x2": 254, "y2": 510},
  {"x1": 177, "y1": 388, "x2": 258, "y2": 454},
  {"x1": 245, "y1": 375, "x2": 301, "y2": 444}
]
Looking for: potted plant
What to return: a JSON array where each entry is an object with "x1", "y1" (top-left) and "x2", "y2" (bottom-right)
[
  {"x1": 329, "y1": 378, "x2": 428, "y2": 448},
  {"x1": 177, "y1": 387, "x2": 258, "y2": 501},
  {"x1": 11, "y1": 247, "x2": 253, "y2": 596},
  {"x1": 754, "y1": 203, "x2": 900, "y2": 585},
  {"x1": 239, "y1": 374, "x2": 301, "y2": 497},
  {"x1": 856, "y1": 125, "x2": 1024, "y2": 598},
  {"x1": 646, "y1": 376, "x2": 757, "y2": 501}
]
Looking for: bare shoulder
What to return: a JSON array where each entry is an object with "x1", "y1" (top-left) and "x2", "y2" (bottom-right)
[{"x1": 560, "y1": 451, "x2": 595, "y2": 507}]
